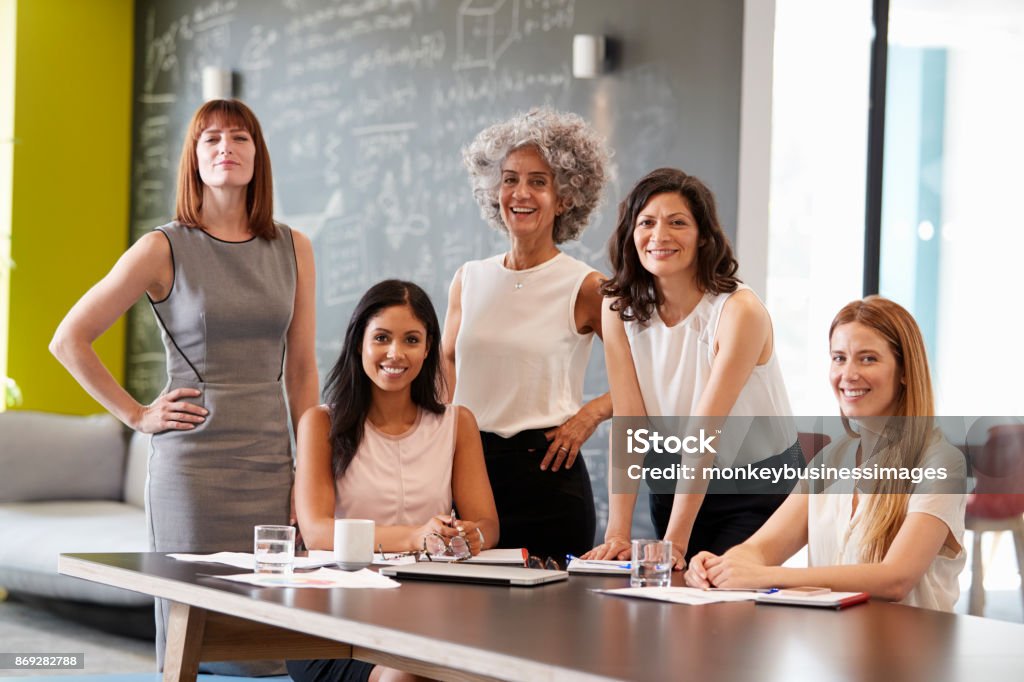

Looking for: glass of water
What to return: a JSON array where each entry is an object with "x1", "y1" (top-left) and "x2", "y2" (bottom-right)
[
  {"x1": 630, "y1": 539, "x2": 672, "y2": 588},
  {"x1": 254, "y1": 524, "x2": 295, "y2": 575}
]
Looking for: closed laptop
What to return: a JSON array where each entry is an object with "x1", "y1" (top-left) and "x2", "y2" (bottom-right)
[{"x1": 379, "y1": 562, "x2": 567, "y2": 587}]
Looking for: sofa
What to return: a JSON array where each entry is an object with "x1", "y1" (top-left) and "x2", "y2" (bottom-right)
[{"x1": 0, "y1": 410, "x2": 151, "y2": 608}]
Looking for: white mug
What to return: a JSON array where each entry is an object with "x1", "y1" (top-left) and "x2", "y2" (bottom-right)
[{"x1": 333, "y1": 518, "x2": 375, "y2": 570}]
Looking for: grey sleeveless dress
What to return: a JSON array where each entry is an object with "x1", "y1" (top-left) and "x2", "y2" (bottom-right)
[{"x1": 147, "y1": 221, "x2": 295, "y2": 675}]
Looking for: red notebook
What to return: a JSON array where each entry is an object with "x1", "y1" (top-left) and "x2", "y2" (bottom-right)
[{"x1": 756, "y1": 590, "x2": 870, "y2": 609}]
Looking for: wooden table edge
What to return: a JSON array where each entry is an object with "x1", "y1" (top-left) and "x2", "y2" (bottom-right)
[{"x1": 59, "y1": 554, "x2": 619, "y2": 682}]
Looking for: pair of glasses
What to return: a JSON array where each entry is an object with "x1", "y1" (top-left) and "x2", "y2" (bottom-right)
[
  {"x1": 423, "y1": 532, "x2": 471, "y2": 561},
  {"x1": 377, "y1": 544, "x2": 419, "y2": 562},
  {"x1": 527, "y1": 555, "x2": 563, "y2": 571}
]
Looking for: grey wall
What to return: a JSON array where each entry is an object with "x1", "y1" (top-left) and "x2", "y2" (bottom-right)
[{"x1": 127, "y1": 0, "x2": 744, "y2": 539}]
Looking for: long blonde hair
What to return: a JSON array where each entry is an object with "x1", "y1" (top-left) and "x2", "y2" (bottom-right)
[{"x1": 829, "y1": 296, "x2": 935, "y2": 563}]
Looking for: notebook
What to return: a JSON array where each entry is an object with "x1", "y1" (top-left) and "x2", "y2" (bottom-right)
[
  {"x1": 566, "y1": 558, "x2": 632, "y2": 576},
  {"x1": 379, "y1": 561, "x2": 567, "y2": 587},
  {"x1": 756, "y1": 590, "x2": 870, "y2": 609}
]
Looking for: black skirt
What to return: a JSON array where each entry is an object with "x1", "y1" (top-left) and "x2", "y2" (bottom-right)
[{"x1": 480, "y1": 428, "x2": 596, "y2": 562}]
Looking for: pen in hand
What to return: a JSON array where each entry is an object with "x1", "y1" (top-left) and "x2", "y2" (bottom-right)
[{"x1": 449, "y1": 507, "x2": 466, "y2": 538}]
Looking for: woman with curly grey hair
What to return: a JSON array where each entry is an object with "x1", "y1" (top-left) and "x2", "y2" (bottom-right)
[{"x1": 441, "y1": 108, "x2": 611, "y2": 561}]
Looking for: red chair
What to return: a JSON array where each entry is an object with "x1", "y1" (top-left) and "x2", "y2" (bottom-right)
[
  {"x1": 965, "y1": 424, "x2": 1024, "y2": 617},
  {"x1": 797, "y1": 432, "x2": 832, "y2": 464}
]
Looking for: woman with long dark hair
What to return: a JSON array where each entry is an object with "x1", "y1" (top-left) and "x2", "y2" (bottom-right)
[
  {"x1": 295, "y1": 279, "x2": 497, "y2": 551},
  {"x1": 291, "y1": 280, "x2": 497, "y2": 682}
]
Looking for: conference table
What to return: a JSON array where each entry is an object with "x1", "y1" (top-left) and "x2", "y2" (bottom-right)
[{"x1": 59, "y1": 553, "x2": 1023, "y2": 682}]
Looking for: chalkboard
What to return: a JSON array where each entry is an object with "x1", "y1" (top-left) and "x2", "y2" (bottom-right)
[{"x1": 126, "y1": 0, "x2": 744, "y2": 540}]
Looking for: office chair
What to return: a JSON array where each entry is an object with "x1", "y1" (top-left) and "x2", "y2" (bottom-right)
[
  {"x1": 965, "y1": 424, "x2": 1024, "y2": 617},
  {"x1": 797, "y1": 432, "x2": 832, "y2": 464}
]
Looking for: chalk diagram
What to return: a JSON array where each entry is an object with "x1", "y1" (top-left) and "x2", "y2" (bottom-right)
[
  {"x1": 378, "y1": 172, "x2": 430, "y2": 251},
  {"x1": 455, "y1": 0, "x2": 521, "y2": 70},
  {"x1": 319, "y1": 214, "x2": 371, "y2": 307},
  {"x1": 141, "y1": 7, "x2": 181, "y2": 103},
  {"x1": 240, "y1": 25, "x2": 279, "y2": 98}
]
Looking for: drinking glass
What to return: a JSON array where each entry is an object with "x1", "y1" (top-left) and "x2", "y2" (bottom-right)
[
  {"x1": 254, "y1": 524, "x2": 295, "y2": 575},
  {"x1": 630, "y1": 539, "x2": 672, "y2": 588}
]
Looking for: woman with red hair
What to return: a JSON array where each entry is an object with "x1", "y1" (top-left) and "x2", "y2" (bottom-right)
[{"x1": 51, "y1": 99, "x2": 317, "y2": 668}]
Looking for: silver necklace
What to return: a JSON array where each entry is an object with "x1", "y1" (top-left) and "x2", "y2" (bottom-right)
[{"x1": 505, "y1": 255, "x2": 530, "y2": 291}]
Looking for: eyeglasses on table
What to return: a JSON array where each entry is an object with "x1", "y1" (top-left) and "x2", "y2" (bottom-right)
[
  {"x1": 377, "y1": 534, "x2": 472, "y2": 563},
  {"x1": 527, "y1": 555, "x2": 563, "y2": 571}
]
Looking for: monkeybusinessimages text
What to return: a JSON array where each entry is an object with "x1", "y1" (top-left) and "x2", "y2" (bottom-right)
[{"x1": 624, "y1": 428, "x2": 951, "y2": 486}]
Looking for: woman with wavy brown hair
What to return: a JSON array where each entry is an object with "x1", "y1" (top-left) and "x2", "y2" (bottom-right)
[
  {"x1": 583, "y1": 167, "x2": 800, "y2": 569},
  {"x1": 685, "y1": 297, "x2": 966, "y2": 611}
]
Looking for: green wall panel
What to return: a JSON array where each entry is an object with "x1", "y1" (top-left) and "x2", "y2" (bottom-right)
[{"x1": 8, "y1": 0, "x2": 133, "y2": 414}]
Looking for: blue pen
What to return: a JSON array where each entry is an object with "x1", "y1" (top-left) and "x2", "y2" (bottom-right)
[{"x1": 566, "y1": 554, "x2": 631, "y2": 569}]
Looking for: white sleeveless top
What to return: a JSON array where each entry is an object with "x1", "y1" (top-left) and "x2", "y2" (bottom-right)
[
  {"x1": 623, "y1": 285, "x2": 796, "y2": 464},
  {"x1": 334, "y1": 406, "x2": 458, "y2": 525},
  {"x1": 453, "y1": 252, "x2": 596, "y2": 437}
]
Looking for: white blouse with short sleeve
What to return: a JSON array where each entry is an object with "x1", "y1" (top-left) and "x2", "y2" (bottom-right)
[{"x1": 807, "y1": 433, "x2": 967, "y2": 611}]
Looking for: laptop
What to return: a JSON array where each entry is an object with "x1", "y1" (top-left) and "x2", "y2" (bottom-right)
[{"x1": 379, "y1": 561, "x2": 567, "y2": 587}]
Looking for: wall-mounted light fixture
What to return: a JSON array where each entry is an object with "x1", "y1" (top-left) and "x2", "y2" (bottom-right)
[
  {"x1": 572, "y1": 34, "x2": 606, "y2": 79},
  {"x1": 201, "y1": 66, "x2": 233, "y2": 101}
]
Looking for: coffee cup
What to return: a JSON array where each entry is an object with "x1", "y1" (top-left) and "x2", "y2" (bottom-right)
[{"x1": 333, "y1": 519, "x2": 375, "y2": 570}]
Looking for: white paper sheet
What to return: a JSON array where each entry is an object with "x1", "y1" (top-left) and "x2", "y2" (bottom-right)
[
  {"x1": 596, "y1": 586, "x2": 759, "y2": 605},
  {"x1": 210, "y1": 568, "x2": 400, "y2": 589},
  {"x1": 170, "y1": 550, "x2": 344, "y2": 570},
  {"x1": 171, "y1": 547, "x2": 525, "y2": 570}
]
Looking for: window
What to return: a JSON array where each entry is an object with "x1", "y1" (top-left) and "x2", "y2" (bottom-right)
[
  {"x1": 880, "y1": 0, "x2": 1024, "y2": 415},
  {"x1": 767, "y1": 0, "x2": 874, "y2": 415}
]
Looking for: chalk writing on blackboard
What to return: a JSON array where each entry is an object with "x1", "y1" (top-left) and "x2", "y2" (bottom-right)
[
  {"x1": 455, "y1": 0, "x2": 521, "y2": 71},
  {"x1": 319, "y1": 215, "x2": 370, "y2": 308}
]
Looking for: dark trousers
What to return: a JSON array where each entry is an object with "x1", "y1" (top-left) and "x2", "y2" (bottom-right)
[
  {"x1": 650, "y1": 442, "x2": 804, "y2": 563},
  {"x1": 286, "y1": 657, "x2": 373, "y2": 682},
  {"x1": 481, "y1": 428, "x2": 597, "y2": 562}
]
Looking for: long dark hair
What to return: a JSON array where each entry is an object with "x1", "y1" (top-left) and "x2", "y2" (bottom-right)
[
  {"x1": 601, "y1": 168, "x2": 739, "y2": 323},
  {"x1": 322, "y1": 280, "x2": 446, "y2": 479}
]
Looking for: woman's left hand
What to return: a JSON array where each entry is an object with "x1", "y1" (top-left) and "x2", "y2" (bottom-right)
[
  {"x1": 541, "y1": 409, "x2": 601, "y2": 472},
  {"x1": 452, "y1": 520, "x2": 487, "y2": 555},
  {"x1": 703, "y1": 554, "x2": 773, "y2": 589}
]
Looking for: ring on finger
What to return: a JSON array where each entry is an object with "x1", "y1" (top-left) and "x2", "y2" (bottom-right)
[{"x1": 558, "y1": 446, "x2": 569, "y2": 452}]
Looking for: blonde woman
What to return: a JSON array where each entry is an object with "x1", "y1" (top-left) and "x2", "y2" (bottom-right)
[{"x1": 685, "y1": 297, "x2": 966, "y2": 611}]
